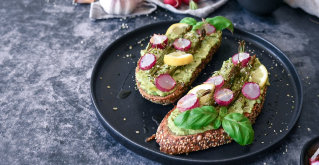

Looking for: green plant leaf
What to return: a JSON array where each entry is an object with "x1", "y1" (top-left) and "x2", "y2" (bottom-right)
[
  {"x1": 222, "y1": 113, "x2": 254, "y2": 145},
  {"x1": 189, "y1": 0, "x2": 198, "y2": 10},
  {"x1": 206, "y1": 16, "x2": 234, "y2": 33},
  {"x1": 192, "y1": 22, "x2": 204, "y2": 31},
  {"x1": 219, "y1": 106, "x2": 228, "y2": 118},
  {"x1": 180, "y1": 17, "x2": 197, "y2": 26},
  {"x1": 174, "y1": 106, "x2": 218, "y2": 130},
  {"x1": 213, "y1": 116, "x2": 221, "y2": 129}
]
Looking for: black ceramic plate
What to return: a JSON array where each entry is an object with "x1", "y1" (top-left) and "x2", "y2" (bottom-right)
[{"x1": 90, "y1": 21, "x2": 303, "y2": 164}]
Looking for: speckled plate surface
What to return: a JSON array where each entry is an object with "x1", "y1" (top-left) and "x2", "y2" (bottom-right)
[{"x1": 90, "y1": 21, "x2": 303, "y2": 164}]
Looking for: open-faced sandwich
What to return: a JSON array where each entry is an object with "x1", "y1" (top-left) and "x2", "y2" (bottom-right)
[
  {"x1": 135, "y1": 16, "x2": 234, "y2": 105},
  {"x1": 155, "y1": 41, "x2": 270, "y2": 154}
]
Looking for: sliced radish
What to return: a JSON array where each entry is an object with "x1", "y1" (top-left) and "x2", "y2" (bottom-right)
[
  {"x1": 177, "y1": 93, "x2": 199, "y2": 112},
  {"x1": 310, "y1": 160, "x2": 319, "y2": 165},
  {"x1": 196, "y1": 24, "x2": 216, "y2": 36},
  {"x1": 150, "y1": 34, "x2": 168, "y2": 49},
  {"x1": 196, "y1": 29, "x2": 202, "y2": 36},
  {"x1": 232, "y1": 52, "x2": 251, "y2": 67},
  {"x1": 139, "y1": 53, "x2": 156, "y2": 70},
  {"x1": 242, "y1": 82, "x2": 260, "y2": 100},
  {"x1": 204, "y1": 24, "x2": 216, "y2": 35},
  {"x1": 204, "y1": 75, "x2": 224, "y2": 88},
  {"x1": 214, "y1": 88, "x2": 234, "y2": 106},
  {"x1": 164, "y1": 0, "x2": 181, "y2": 8},
  {"x1": 311, "y1": 147, "x2": 319, "y2": 163},
  {"x1": 173, "y1": 38, "x2": 192, "y2": 51},
  {"x1": 155, "y1": 74, "x2": 176, "y2": 92}
]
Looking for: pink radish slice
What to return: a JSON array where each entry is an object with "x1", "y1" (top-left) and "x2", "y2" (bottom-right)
[
  {"x1": 204, "y1": 24, "x2": 216, "y2": 35},
  {"x1": 150, "y1": 34, "x2": 168, "y2": 49},
  {"x1": 196, "y1": 29, "x2": 202, "y2": 36},
  {"x1": 310, "y1": 160, "x2": 319, "y2": 165},
  {"x1": 214, "y1": 88, "x2": 234, "y2": 106},
  {"x1": 155, "y1": 74, "x2": 176, "y2": 92},
  {"x1": 173, "y1": 38, "x2": 192, "y2": 51},
  {"x1": 139, "y1": 53, "x2": 156, "y2": 70},
  {"x1": 204, "y1": 75, "x2": 224, "y2": 88},
  {"x1": 232, "y1": 52, "x2": 251, "y2": 67},
  {"x1": 242, "y1": 82, "x2": 260, "y2": 100},
  {"x1": 310, "y1": 146, "x2": 319, "y2": 164},
  {"x1": 196, "y1": 24, "x2": 216, "y2": 35},
  {"x1": 177, "y1": 93, "x2": 199, "y2": 112}
]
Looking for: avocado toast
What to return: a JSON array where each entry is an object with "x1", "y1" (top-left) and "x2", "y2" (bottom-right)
[
  {"x1": 135, "y1": 17, "x2": 234, "y2": 105},
  {"x1": 155, "y1": 41, "x2": 270, "y2": 154}
]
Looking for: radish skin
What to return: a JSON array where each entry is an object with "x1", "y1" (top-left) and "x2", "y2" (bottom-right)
[
  {"x1": 177, "y1": 93, "x2": 199, "y2": 112},
  {"x1": 232, "y1": 52, "x2": 251, "y2": 67},
  {"x1": 204, "y1": 24, "x2": 216, "y2": 35},
  {"x1": 173, "y1": 38, "x2": 192, "y2": 51},
  {"x1": 242, "y1": 82, "x2": 260, "y2": 100},
  {"x1": 196, "y1": 24, "x2": 216, "y2": 35},
  {"x1": 214, "y1": 88, "x2": 234, "y2": 106},
  {"x1": 139, "y1": 53, "x2": 156, "y2": 70},
  {"x1": 204, "y1": 75, "x2": 224, "y2": 88},
  {"x1": 155, "y1": 74, "x2": 176, "y2": 92},
  {"x1": 150, "y1": 34, "x2": 168, "y2": 49}
]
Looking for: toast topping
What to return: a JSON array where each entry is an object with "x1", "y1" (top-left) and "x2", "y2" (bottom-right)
[
  {"x1": 173, "y1": 38, "x2": 192, "y2": 51},
  {"x1": 164, "y1": 52, "x2": 193, "y2": 66},
  {"x1": 204, "y1": 75, "x2": 224, "y2": 88},
  {"x1": 242, "y1": 82, "x2": 261, "y2": 100},
  {"x1": 150, "y1": 34, "x2": 168, "y2": 49},
  {"x1": 249, "y1": 64, "x2": 268, "y2": 87},
  {"x1": 167, "y1": 51, "x2": 269, "y2": 143},
  {"x1": 139, "y1": 53, "x2": 156, "y2": 70},
  {"x1": 176, "y1": 93, "x2": 199, "y2": 112},
  {"x1": 136, "y1": 17, "x2": 234, "y2": 97},
  {"x1": 188, "y1": 84, "x2": 215, "y2": 95},
  {"x1": 155, "y1": 74, "x2": 176, "y2": 92},
  {"x1": 165, "y1": 23, "x2": 190, "y2": 38},
  {"x1": 214, "y1": 88, "x2": 234, "y2": 106}
]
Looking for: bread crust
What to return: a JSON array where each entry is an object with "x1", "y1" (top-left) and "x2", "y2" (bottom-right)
[
  {"x1": 155, "y1": 86, "x2": 268, "y2": 155},
  {"x1": 135, "y1": 36, "x2": 222, "y2": 105}
]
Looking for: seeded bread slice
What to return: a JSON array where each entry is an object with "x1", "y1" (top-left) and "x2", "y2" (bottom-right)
[
  {"x1": 155, "y1": 86, "x2": 267, "y2": 155},
  {"x1": 135, "y1": 36, "x2": 222, "y2": 105}
]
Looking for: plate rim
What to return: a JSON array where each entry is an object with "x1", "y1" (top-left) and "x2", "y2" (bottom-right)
[{"x1": 90, "y1": 20, "x2": 303, "y2": 163}]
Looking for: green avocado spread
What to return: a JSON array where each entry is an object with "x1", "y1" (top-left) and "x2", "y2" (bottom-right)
[
  {"x1": 167, "y1": 57, "x2": 269, "y2": 136},
  {"x1": 135, "y1": 30, "x2": 222, "y2": 96}
]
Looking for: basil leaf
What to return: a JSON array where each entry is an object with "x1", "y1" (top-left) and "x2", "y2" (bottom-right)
[
  {"x1": 213, "y1": 116, "x2": 221, "y2": 129},
  {"x1": 222, "y1": 113, "x2": 254, "y2": 145},
  {"x1": 206, "y1": 16, "x2": 234, "y2": 33},
  {"x1": 174, "y1": 106, "x2": 218, "y2": 130},
  {"x1": 192, "y1": 22, "x2": 204, "y2": 31},
  {"x1": 219, "y1": 107, "x2": 228, "y2": 118},
  {"x1": 180, "y1": 17, "x2": 197, "y2": 26}
]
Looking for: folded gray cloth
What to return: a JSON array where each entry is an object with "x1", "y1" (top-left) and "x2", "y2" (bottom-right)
[
  {"x1": 284, "y1": 0, "x2": 319, "y2": 18},
  {"x1": 90, "y1": 0, "x2": 228, "y2": 20},
  {"x1": 90, "y1": 1, "x2": 157, "y2": 19}
]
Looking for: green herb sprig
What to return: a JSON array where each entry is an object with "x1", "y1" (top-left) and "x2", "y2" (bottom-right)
[
  {"x1": 174, "y1": 106, "x2": 218, "y2": 130},
  {"x1": 189, "y1": 0, "x2": 198, "y2": 10},
  {"x1": 180, "y1": 16, "x2": 234, "y2": 33},
  {"x1": 174, "y1": 106, "x2": 254, "y2": 145}
]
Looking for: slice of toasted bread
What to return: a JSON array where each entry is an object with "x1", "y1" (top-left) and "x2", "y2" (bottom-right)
[
  {"x1": 155, "y1": 87, "x2": 267, "y2": 155},
  {"x1": 135, "y1": 37, "x2": 222, "y2": 105}
]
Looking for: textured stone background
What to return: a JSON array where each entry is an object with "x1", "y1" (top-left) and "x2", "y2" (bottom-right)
[{"x1": 0, "y1": 0, "x2": 318, "y2": 164}]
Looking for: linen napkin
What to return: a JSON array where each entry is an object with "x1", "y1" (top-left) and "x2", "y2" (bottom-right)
[
  {"x1": 90, "y1": 0, "x2": 228, "y2": 20},
  {"x1": 89, "y1": 1, "x2": 157, "y2": 19},
  {"x1": 284, "y1": 0, "x2": 319, "y2": 18}
]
